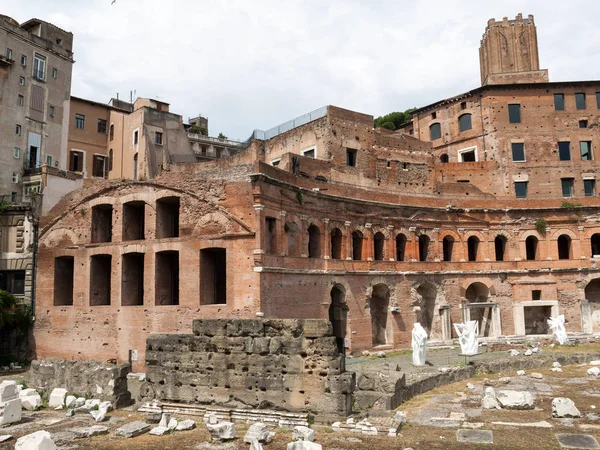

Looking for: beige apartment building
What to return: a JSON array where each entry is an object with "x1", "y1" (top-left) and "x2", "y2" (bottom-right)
[
  {"x1": 67, "y1": 96, "x2": 219, "y2": 181},
  {"x1": 0, "y1": 15, "x2": 75, "y2": 201}
]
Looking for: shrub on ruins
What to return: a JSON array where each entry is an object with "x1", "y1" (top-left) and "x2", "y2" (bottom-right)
[
  {"x1": 534, "y1": 218, "x2": 547, "y2": 234},
  {"x1": 0, "y1": 290, "x2": 33, "y2": 333}
]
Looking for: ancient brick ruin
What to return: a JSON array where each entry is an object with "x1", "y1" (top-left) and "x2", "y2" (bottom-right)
[
  {"x1": 143, "y1": 319, "x2": 354, "y2": 418},
  {"x1": 31, "y1": 14, "x2": 600, "y2": 373}
]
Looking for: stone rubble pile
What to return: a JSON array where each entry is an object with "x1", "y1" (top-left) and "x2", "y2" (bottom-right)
[
  {"x1": 15, "y1": 430, "x2": 56, "y2": 450},
  {"x1": 552, "y1": 398, "x2": 581, "y2": 418},
  {"x1": 0, "y1": 380, "x2": 21, "y2": 425}
]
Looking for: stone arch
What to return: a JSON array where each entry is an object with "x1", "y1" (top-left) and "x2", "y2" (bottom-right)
[
  {"x1": 329, "y1": 284, "x2": 348, "y2": 354},
  {"x1": 465, "y1": 282, "x2": 490, "y2": 302},
  {"x1": 370, "y1": 226, "x2": 391, "y2": 239},
  {"x1": 550, "y1": 228, "x2": 578, "y2": 241},
  {"x1": 39, "y1": 228, "x2": 79, "y2": 248},
  {"x1": 88, "y1": 196, "x2": 117, "y2": 208},
  {"x1": 463, "y1": 230, "x2": 487, "y2": 241},
  {"x1": 519, "y1": 230, "x2": 544, "y2": 241},
  {"x1": 119, "y1": 192, "x2": 154, "y2": 205},
  {"x1": 438, "y1": 229, "x2": 461, "y2": 242}
]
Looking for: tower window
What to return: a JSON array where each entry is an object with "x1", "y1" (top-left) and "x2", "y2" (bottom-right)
[
  {"x1": 554, "y1": 93, "x2": 565, "y2": 111},
  {"x1": 508, "y1": 104, "x2": 521, "y2": 123},
  {"x1": 511, "y1": 143, "x2": 525, "y2": 162},
  {"x1": 576, "y1": 93, "x2": 586, "y2": 110}
]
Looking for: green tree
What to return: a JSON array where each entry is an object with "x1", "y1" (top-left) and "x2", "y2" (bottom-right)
[
  {"x1": 217, "y1": 132, "x2": 227, "y2": 140},
  {"x1": 373, "y1": 108, "x2": 417, "y2": 130}
]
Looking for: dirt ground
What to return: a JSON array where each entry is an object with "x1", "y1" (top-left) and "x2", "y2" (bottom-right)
[{"x1": 3, "y1": 347, "x2": 600, "y2": 448}]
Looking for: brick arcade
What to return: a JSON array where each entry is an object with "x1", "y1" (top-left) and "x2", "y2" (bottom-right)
[{"x1": 33, "y1": 14, "x2": 600, "y2": 369}]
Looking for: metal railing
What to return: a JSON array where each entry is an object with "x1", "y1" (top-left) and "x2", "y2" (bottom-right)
[
  {"x1": 247, "y1": 106, "x2": 327, "y2": 143},
  {"x1": 23, "y1": 164, "x2": 43, "y2": 177},
  {"x1": 187, "y1": 133, "x2": 244, "y2": 146}
]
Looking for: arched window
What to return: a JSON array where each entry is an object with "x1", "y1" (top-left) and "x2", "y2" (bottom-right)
[
  {"x1": 374, "y1": 232, "x2": 385, "y2": 261},
  {"x1": 442, "y1": 236, "x2": 454, "y2": 262},
  {"x1": 429, "y1": 123, "x2": 441, "y2": 140},
  {"x1": 396, "y1": 234, "x2": 407, "y2": 261},
  {"x1": 133, "y1": 153, "x2": 138, "y2": 180},
  {"x1": 526, "y1": 236, "x2": 538, "y2": 260},
  {"x1": 494, "y1": 235, "x2": 507, "y2": 261},
  {"x1": 308, "y1": 224, "x2": 321, "y2": 258},
  {"x1": 418, "y1": 235, "x2": 429, "y2": 262},
  {"x1": 352, "y1": 231, "x2": 363, "y2": 260},
  {"x1": 557, "y1": 234, "x2": 572, "y2": 260},
  {"x1": 109, "y1": 124, "x2": 114, "y2": 141},
  {"x1": 108, "y1": 149, "x2": 113, "y2": 172},
  {"x1": 459, "y1": 113, "x2": 472, "y2": 132},
  {"x1": 330, "y1": 228, "x2": 342, "y2": 259},
  {"x1": 592, "y1": 233, "x2": 600, "y2": 257},
  {"x1": 440, "y1": 154, "x2": 449, "y2": 163},
  {"x1": 467, "y1": 236, "x2": 479, "y2": 261}
]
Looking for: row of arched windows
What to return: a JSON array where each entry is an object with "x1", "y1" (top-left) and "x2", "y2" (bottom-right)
[{"x1": 303, "y1": 227, "x2": 600, "y2": 262}]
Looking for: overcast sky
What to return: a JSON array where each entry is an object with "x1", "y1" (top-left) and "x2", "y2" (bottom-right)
[{"x1": 4, "y1": 1, "x2": 600, "y2": 140}]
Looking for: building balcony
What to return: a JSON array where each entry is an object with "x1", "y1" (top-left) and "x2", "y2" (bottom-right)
[{"x1": 0, "y1": 54, "x2": 14, "y2": 66}]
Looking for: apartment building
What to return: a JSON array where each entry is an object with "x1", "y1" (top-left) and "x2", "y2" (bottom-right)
[{"x1": 0, "y1": 15, "x2": 74, "y2": 201}]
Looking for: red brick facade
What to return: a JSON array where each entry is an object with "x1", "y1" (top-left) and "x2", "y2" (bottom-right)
[{"x1": 34, "y1": 15, "x2": 600, "y2": 368}]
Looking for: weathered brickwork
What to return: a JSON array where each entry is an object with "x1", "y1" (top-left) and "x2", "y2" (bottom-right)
[
  {"x1": 35, "y1": 175, "x2": 259, "y2": 368},
  {"x1": 143, "y1": 319, "x2": 354, "y2": 417},
  {"x1": 33, "y1": 14, "x2": 600, "y2": 372}
]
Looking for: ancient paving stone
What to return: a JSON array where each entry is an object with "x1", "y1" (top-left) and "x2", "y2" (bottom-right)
[
  {"x1": 71, "y1": 426, "x2": 109, "y2": 438},
  {"x1": 115, "y1": 421, "x2": 151, "y2": 438},
  {"x1": 456, "y1": 429, "x2": 493, "y2": 444},
  {"x1": 492, "y1": 421, "x2": 552, "y2": 428},
  {"x1": 556, "y1": 434, "x2": 600, "y2": 449},
  {"x1": 0, "y1": 435, "x2": 12, "y2": 443}
]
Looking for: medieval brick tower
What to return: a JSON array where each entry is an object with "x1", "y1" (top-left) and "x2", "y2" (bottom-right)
[{"x1": 479, "y1": 13, "x2": 549, "y2": 86}]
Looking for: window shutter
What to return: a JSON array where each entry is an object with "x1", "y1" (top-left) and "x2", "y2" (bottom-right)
[
  {"x1": 30, "y1": 85, "x2": 45, "y2": 122},
  {"x1": 69, "y1": 151, "x2": 75, "y2": 171},
  {"x1": 77, "y1": 152, "x2": 83, "y2": 172}
]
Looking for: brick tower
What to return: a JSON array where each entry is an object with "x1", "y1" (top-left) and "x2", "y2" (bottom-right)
[{"x1": 479, "y1": 13, "x2": 549, "y2": 86}]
